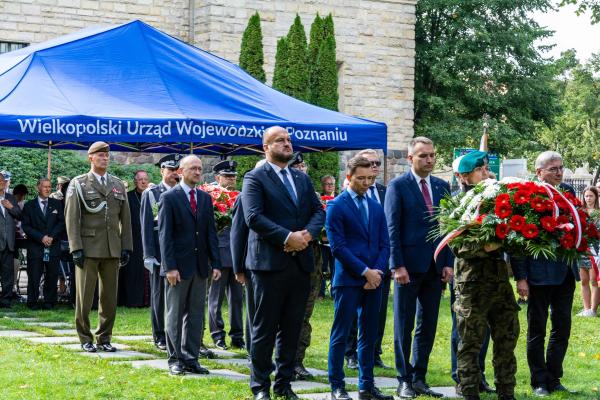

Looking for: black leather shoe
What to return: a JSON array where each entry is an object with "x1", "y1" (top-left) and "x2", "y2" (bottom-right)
[
  {"x1": 358, "y1": 386, "x2": 394, "y2": 400},
  {"x1": 373, "y1": 356, "x2": 391, "y2": 369},
  {"x1": 396, "y1": 382, "x2": 416, "y2": 399},
  {"x1": 231, "y1": 338, "x2": 245, "y2": 349},
  {"x1": 413, "y1": 380, "x2": 443, "y2": 398},
  {"x1": 253, "y1": 391, "x2": 271, "y2": 400},
  {"x1": 215, "y1": 338, "x2": 228, "y2": 350},
  {"x1": 345, "y1": 356, "x2": 358, "y2": 370},
  {"x1": 184, "y1": 361, "x2": 209, "y2": 374},
  {"x1": 155, "y1": 341, "x2": 167, "y2": 351},
  {"x1": 81, "y1": 342, "x2": 96, "y2": 353},
  {"x1": 96, "y1": 343, "x2": 117, "y2": 352},
  {"x1": 532, "y1": 386, "x2": 550, "y2": 397},
  {"x1": 331, "y1": 388, "x2": 351, "y2": 400},
  {"x1": 273, "y1": 387, "x2": 299, "y2": 400},
  {"x1": 199, "y1": 344, "x2": 217, "y2": 359},
  {"x1": 169, "y1": 363, "x2": 185, "y2": 375},
  {"x1": 550, "y1": 384, "x2": 575, "y2": 394},
  {"x1": 479, "y1": 379, "x2": 495, "y2": 393},
  {"x1": 293, "y1": 364, "x2": 313, "y2": 380}
]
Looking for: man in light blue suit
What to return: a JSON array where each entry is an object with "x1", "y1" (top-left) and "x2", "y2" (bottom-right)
[
  {"x1": 326, "y1": 156, "x2": 393, "y2": 400},
  {"x1": 385, "y1": 137, "x2": 454, "y2": 399}
]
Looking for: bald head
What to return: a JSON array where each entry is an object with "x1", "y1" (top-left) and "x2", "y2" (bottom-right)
[
  {"x1": 262, "y1": 126, "x2": 294, "y2": 166},
  {"x1": 179, "y1": 155, "x2": 203, "y2": 186}
]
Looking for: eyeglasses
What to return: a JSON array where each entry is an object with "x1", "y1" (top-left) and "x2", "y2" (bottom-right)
[
  {"x1": 543, "y1": 166, "x2": 564, "y2": 174},
  {"x1": 370, "y1": 161, "x2": 382, "y2": 167}
]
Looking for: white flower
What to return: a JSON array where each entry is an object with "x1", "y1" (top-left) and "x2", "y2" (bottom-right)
[
  {"x1": 482, "y1": 182, "x2": 500, "y2": 199},
  {"x1": 499, "y1": 177, "x2": 527, "y2": 185}
]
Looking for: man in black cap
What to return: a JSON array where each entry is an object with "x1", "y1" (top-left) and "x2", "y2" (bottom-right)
[
  {"x1": 208, "y1": 159, "x2": 245, "y2": 350},
  {"x1": 141, "y1": 154, "x2": 181, "y2": 351}
]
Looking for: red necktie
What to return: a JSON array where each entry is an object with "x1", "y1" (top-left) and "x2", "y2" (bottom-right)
[
  {"x1": 189, "y1": 189, "x2": 197, "y2": 214},
  {"x1": 420, "y1": 179, "x2": 433, "y2": 213}
]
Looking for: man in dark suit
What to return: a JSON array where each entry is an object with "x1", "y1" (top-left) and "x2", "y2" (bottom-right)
[
  {"x1": 141, "y1": 154, "x2": 181, "y2": 351},
  {"x1": 385, "y1": 137, "x2": 453, "y2": 399},
  {"x1": 326, "y1": 156, "x2": 392, "y2": 400},
  {"x1": 208, "y1": 160, "x2": 245, "y2": 351},
  {"x1": 345, "y1": 148, "x2": 390, "y2": 371},
  {"x1": 159, "y1": 155, "x2": 222, "y2": 376},
  {"x1": 21, "y1": 178, "x2": 65, "y2": 310},
  {"x1": 0, "y1": 172, "x2": 22, "y2": 308},
  {"x1": 512, "y1": 151, "x2": 579, "y2": 397},
  {"x1": 242, "y1": 126, "x2": 324, "y2": 400}
]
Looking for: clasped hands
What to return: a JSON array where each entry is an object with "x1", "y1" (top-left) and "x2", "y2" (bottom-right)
[
  {"x1": 41, "y1": 235, "x2": 53, "y2": 247},
  {"x1": 363, "y1": 268, "x2": 384, "y2": 290},
  {"x1": 284, "y1": 230, "x2": 312, "y2": 252}
]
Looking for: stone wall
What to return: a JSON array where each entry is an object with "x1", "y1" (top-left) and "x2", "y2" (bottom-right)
[{"x1": 0, "y1": 0, "x2": 416, "y2": 179}]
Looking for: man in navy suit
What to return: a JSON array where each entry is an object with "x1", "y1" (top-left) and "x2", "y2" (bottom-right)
[
  {"x1": 242, "y1": 126, "x2": 324, "y2": 400},
  {"x1": 159, "y1": 155, "x2": 222, "y2": 376},
  {"x1": 21, "y1": 178, "x2": 65, "y2": 310},
  {"x1": 326, "y1": 156, "x2": 393, "y2": 400},
  {"x1": 512, "y1": 151, "x2": 579, "y2": 397},
  {"x1": 385, "y1": 136, "x2": 453, "y2": 399}
]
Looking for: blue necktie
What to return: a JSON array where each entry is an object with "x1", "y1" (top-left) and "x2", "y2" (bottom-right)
[
  {"x1": 280, "y1": 169, "x2": 298, "y2": 204},
  {"x1": 357, "y1": 195, "x2": 368, "y2": 228},
  {"x1": 369, "y1": 186, "x2": 379, "y2": 204}
]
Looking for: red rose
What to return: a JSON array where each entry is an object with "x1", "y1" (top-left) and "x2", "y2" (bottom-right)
[
  {"x1": 495, "y1": 223, "x2": 510, "y2": 240},
  {"x1": 587, "y1": 223, "x2": 600, "y2": 239},
  {"x1": 522, "y1": 224, "x2": 539, "y2": 239},
  {"x1": 557, "y1": 215, "x2": 570, "y2": 225},
  {"x1": 215, "y1": 203, "x2": 227, "y2": 213},
  {"x1": 530, "y1": 197, "x2": 547, "y2": 213},
  {"x1": 513, "y1": 190, "x2": 531, "y2": 205},
  {"x1": 476, "y1": 213, "x2": 488, "y2": 224},
  {"x1": 576, "y1": 237, "x2": 588, "y2": 252},
  {"x1": 507, "y1": 183, "x2": 522, "y2": 190},
  {"x1": 496, "y1": 193, "x2": 511, "y2": 206},
  {"x1": 554, "y1": 197, "x2": 568, "y2": 210},
  {"x1": 560, "y1": 233, "x2": 575, "y2": 249},
  {"x1": 540, "y1": 216, "x2": 557, "y2": 232},
  {"x1": 495, "y1": 203, "x2": 512, "y2": 219},
  {"x1": 509, "y1": 215, "x2": 526, "y2": 232}
]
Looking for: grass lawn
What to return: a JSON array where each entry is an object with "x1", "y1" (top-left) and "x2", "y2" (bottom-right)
[{"x1": 0, "y1": 283, "x2": 599, "y2": 399}]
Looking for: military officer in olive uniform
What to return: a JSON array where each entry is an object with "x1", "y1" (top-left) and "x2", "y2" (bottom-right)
[
  {"x1": 65, "y1": 141, "x2": 133, "y2": 353},
  {"x1": 452, "y1": 151, "x2": 519, "y2": 400},
  {"x1": 141, "y1": 154, "x2": 181, "y2": 351}
]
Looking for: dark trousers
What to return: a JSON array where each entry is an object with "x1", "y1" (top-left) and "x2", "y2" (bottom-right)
[
  {"x1": 150, "y1": 265, "x2": 165, "y2": 344},
  {"x1": 329, "y1": 285, "x2": 382, "y2": 391},
  {"x1": 249, "y1": 262, "x2": 310, "y2": 394},
  {"x1": 450, "y1": 280, "x2": 490, "y2": 384},
  {"x1": 27, "y1": 255, "x2": 60, "y2": 306},
  {"x1": 164, "y1": 271, "x2": 207, "y2": 366},
  {"x1": 0, "y1": 248, "x2": 14, "y2": 306},
  {"x1": 527, "y1": 273, "x2": 576, "y2": 389},
  {"x1": 245, "y1": 272, "x2": 254, "y2": 354},
  {"x1": 393, "y1": 263, "x2": 442, "y2": 383},
  {"x1": 208, "y1": 267, "x2": 244, "y2": 342},
  {"x1": 346, "y1": 274, "x2": 391, "y2": 359}
]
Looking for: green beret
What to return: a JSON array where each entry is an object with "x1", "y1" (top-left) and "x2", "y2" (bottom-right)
[{"x1": 456, "y1": 151, "x2": 488, "y2": 174}]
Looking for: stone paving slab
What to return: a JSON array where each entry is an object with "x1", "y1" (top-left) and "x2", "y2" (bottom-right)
[
  {"x1": 112, "y1": 335, "x2": 154, "y2": 342},
  {"x1": 346, "y1": 376, "x2": 397, "y2": 388},
  {"x1": 127, "y1": 358, "x2": 169, "y2": 370},
  {"x1": 53, "y1": 329, "x2": 78, "y2": 335},
  {"x1": 305, "y1": 367, "x2": 328, "y2": 377},
  {"x1": 211, "y1": 348, "x2": 238, "y2": 358},
  {"x1": 125, "y1": 359, "x2": 249, "y2": 381},
  {"x1": 213, "y1": 357, "x2": 249, "y2": 367},
  {"x1": 25, "y1": 321, "x2": 72, "y2": 328},
  {"x1": 300, "y1": 386, "x2": 459, "y2": 399},
  {"x1": 290, "y1": 381, "x2": 330, "y2": 392},
  {"x1": 79, "y1": 350, "x2": 156, "y2": 359},
  {"x1": 26, "y1": 336, "x2": 79, "y2": 344},
  {"x1": 0, "y1": 329, "x2": 42, "y2": 337},
  {"x1": 62, "y1": 343, "x2": 130, "y2": 351},
  {"x1": 12, "y1": 317, "x2": 40, "y2": 322}
]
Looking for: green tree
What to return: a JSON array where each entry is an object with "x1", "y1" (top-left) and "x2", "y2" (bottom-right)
[
  {"x1": 284, "y1": 15, "x2": 309, "y2": 101},
  {"x1": 272, "y1": 37, "x2": 289, "y2": 93},
  {"x1": 560, "y1": 0, "x2": 600, "y2": 23},
  {"x1": 415, "y1": 0, "x2": 560, "y2": 164},
  {"x1": 239, "y1": 12, "x2": 266, "y2": 83}
]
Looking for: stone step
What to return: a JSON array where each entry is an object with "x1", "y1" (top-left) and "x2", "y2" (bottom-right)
[
  {"x1": 79, "y1": 349, "x2": 157, "y2": 359},
  {"x1": 25, "y1": 321, "x2": 72, "y2": 328},
  {"x1": 112, "y1": 335, "x2": 154, "y2": 342},
  {"x1": 0, "y1": 329, "x2": 42, "y2": 337},
  {"x1": 62, "y1": 342, "x2": 130, "y2": 351},
  {"x1": 53, "y1": 329, "x2": 78, "y2": 335},
  {"x1": 26, "y1": 336, "x2": 80, "y2": 344},
  {"x1": 346, "y1": 376, "x2": 397, "y2": 388}
]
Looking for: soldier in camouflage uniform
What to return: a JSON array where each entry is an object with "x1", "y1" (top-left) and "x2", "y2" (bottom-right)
[
  {"x1": 289, "y1": 151, "x2": 321, "y2": 380},
  {"x1": 452, "y1": 152, "x2": 519, "y2": 400}
]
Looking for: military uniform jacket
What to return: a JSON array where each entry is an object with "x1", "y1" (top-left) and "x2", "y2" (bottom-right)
[
  {"x1": 64, "y1": 171, "x2": 133, "y2": 258},
  {"x1": 140, "y1": 182, "x2": 170, "y2": 261}
]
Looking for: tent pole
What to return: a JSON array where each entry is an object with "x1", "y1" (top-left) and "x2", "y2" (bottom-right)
[
  {"x1": 190, "y1": 142, "x2": 194, "y2": 154},
  {"x1": 47, "y1": 141, "x2": 52, "y2": 179}
]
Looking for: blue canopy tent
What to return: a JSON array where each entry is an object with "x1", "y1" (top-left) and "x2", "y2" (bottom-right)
[{"x1": 0, "y1": 20, "x2": 387, "y2": 156}]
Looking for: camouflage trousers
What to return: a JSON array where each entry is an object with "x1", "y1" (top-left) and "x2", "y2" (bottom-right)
[
  {"x1": 454, "y1": 279, "x2": 520, "y2": 396},
  {"x1": 295, "y1": 243, "x2": 322, "y2": 366}
]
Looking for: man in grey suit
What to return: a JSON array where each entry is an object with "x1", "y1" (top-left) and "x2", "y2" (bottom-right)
[
  {"x1": 159, "y1": 155, "x2": 222, "y2": 376},
  {"x1": 0, "y1": 172, "x2": 22, "y2": 308},
  {"x1": 208, "y1": 160, "x2": 245, "y2": 350},
  {"x1": 141, "y1": 154, "x2": 181, "y2": 351}
]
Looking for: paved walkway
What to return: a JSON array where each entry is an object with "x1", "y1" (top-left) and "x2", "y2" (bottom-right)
[{"x1": 0, "y1": 312, "x2": 460, "y2": 398}]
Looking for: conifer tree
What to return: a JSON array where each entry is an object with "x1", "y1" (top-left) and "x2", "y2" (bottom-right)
[
  {"x1": 283, "y1": 14, "x2": 309, "y2": 101},
  {"x1": 239, "y1": 12, "x2": 266, "y2": 83},
  {"x1": 272, "y1": 37, "x2": 289, "y2": 93}
]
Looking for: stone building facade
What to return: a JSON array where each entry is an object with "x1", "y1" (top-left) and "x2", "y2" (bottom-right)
[{"x1": 0, "y1": 0, "x2": 415, "y2": 181}]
